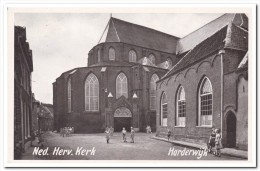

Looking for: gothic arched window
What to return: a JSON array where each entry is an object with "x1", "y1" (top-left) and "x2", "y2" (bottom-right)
[
  {"x1": 116, "y1": 73, "x2": 128, "y2": 99},
  {"x1": 129, "y1": 50, "x2": 137, "y2": 62},
  {"x1": 85, "y1": 73, "x2": 99, "y2": 111},
  {"x1": 199, "y1": 77, "x2": 213, "y2": 126},
  {"x1": 150, "y1": 74, "x2": 159, "y2": 110},
  {"x1": 68, "y1": 77, "x2": 72, "y2": 112},
  {"x1": 176, "y1": 86, "x2": 186, "y2": 126},
  {"x1": 149, "y1": 54, "x2": 156, "y2": 65},
  {"x1": 161, "y1": 92, "x2": 168, "y2": 126},
  {"x1": 109, "y1": 47, "x2": 115, "y2": 61}
]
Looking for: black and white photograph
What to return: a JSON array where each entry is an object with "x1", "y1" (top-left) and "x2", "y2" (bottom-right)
[{"x1": 1, "y1": 2, "x2": 257, "y2": 168}]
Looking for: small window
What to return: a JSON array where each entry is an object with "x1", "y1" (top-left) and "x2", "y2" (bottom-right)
[
  {"x1": 129, "y1": 50, "x2": 137, "y2": 62},
  {"x1": 149, "y1": 54, "x2": 156, "y2": 65},
  {"x1": 109, "y1": 47, "x2": 115, "y2": 61}
]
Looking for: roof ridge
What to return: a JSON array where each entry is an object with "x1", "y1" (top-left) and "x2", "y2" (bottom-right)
[
  {"x1": 179, "y1": 13, "x2": 232, "y2": 40},
  {"x1": 111, "y1": 17, "x2": 180, "y2": 39}
]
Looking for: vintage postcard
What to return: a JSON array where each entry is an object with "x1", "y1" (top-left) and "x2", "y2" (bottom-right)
[{"x1": 2, "y1": 2, "x2": 256, "y2": 168}]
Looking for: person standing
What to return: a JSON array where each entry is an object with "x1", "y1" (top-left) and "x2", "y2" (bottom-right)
[
  {"x1": 105, "y1": 128, "x2": 110, "y2": 144},
  {"x1": 110, "y1": 126, "x2": 114, "y2": 136},
  {"x1": 130, "y1": 127, "x2": 135, "y2": 143},
  {"x1": 208, "y1": 128, "x2": 216, "y2": 153},
  {"x1": 167, "y1": 128, "x2": 171, "y2": 141},
  {"x1": 122, "y1": 127, "x2": 127, "y2": 143},
  {"x1": 214, "y1": 129, "x2": 222, "y2": 157}
]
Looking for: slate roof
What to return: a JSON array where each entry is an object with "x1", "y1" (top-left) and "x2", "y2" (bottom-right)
[
  {"x1": 161, "y1": 22, "x2": 248, "y2": 80},
  {"x1": 162, "y1": 26, "x2": 228, "y2": 79},
  {"x1": 105, "y1": 17, "x2": 179, "y2": 54},
  {"x1": 176, "y1": 13, "x2": 248, "y2": 54}
]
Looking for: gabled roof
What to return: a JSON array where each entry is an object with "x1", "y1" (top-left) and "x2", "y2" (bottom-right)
[
  {"x1": 162, "y1": 26, "x2": 228, "y2": 80},
  {"x1": 161, "y1": 22, "x2": 248, "y2": 80},
  {"x1": 104, "y1": 17, "x2": 179, "y2": 53},
  {"x1": 176, "y1": 13, "x2": 248, "y2": 54}
]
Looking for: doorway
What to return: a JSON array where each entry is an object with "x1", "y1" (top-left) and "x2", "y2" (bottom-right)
[
  {"x1": 113, "y1": 107, "x2": 132, "y2": 132},
  {"x1": 226, "y1": 111, "x2": 237, "y2": 148}
]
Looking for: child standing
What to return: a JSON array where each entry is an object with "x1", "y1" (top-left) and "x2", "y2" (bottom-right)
[
  {"x1": 130, "y1": 127, "x2": 135, "y2": 143},
  {"x1": 105, "y1": 128, "x2": 110, "y2": 144},
  {"x1": 214, "y1": 129, "x2": 222, "y2": 157},
  {"x1": 167, "y1": 129, "x2": 171, "y2": 141},
  {"x1": 208, "y1": 128, "x2": 216, "y2": 153},
  {"x1": 122, "y1": 127, "x2": 127, "y2": 143}
]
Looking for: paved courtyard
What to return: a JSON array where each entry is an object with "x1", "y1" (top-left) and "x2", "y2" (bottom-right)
[{"x1": 23, "y1": 132, "x2": 243, "y2": 160}]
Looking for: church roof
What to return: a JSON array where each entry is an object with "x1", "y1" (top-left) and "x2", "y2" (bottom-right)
[
  {"x1": 161, "y1": 22, "x2": 248, "y2": 80},
  {"x1": 104, "y1": 17, "x2": 179, "y2": 54},
  {"x1": 237, "y1": 52, "x2": 248, "y2": 70},
  {"x1": 176, "y1": 13, "x2": 248, "y2": 54},
  {"x1": 90, "y1": 61, "x2": 134, "y2": 67}
]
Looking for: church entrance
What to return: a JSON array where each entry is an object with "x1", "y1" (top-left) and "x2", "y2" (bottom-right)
[
  {"x1": 226, "y1": 111, "x2": 237, "y2": 148},
  {"x1": 114, "y1": 107, "x2": 132, "y2": 132}
]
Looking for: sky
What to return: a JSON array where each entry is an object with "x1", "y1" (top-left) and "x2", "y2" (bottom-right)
[{"x1": 14, "y1": 13, "x2": 223, "y2": 104}]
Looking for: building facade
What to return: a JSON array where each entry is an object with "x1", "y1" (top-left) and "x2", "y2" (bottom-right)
[
  {"x1": 53, "y1": 14, "x2": 248, "y2": 150},
  {"x1": 53, "y1": 17, "x2": 178, "y2": 133},
  {"x1": 156, "y1": 14, "x2": 248, "y2": 150},
  {"x1": 14, "y1": 26, "x2": 34, "y2": 159}
]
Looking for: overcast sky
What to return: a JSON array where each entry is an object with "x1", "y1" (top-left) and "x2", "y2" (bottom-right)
[{"x1": 14, "y1": 13, "x2": 223, "y2": 104}]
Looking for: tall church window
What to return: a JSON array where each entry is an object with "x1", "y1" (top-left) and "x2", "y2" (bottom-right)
[
  {"x1": 199, "y1": 77, "x2": 213, "y2": 126},
  {"x1": 129, "y1": 50, "x2": 137, "y2": 62},
  {"x1": 68, "y1": 77, "x2": 72, "y2": 112},
  {"x1": 85, "y1": 73, "x2": 99, "y2": 111},
  {"x1": 161, "y1": 92, "x2": 168, "y2": 126},
  {"x1": 149, "y1": 54, "x2": 156, "y2": 65},
  {"x1": 176, "y1": 86, "x2": 186, "y2": 126},
  {"x1": 150, "y1": 74, "x2": 159, "y2": 110},
  {"x1": 116, "y1": 72, "x2": 128, "y2": 99},
  {"x1": 109, "y1": 47, "x2": 115, "y2": 61}
]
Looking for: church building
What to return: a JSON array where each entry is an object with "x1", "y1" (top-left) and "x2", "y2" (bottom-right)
[
  {"x1": 53, "y1": 14, "x2": 248, "y2": 150},
  {"x1": 53, "y1": 17, "x2": 179, "y2": 133}
]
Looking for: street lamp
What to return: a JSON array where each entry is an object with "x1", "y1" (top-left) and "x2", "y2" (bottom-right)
[
  {"x1": 108, "y1": 92, "x2": 113, "y2": 98},
  {"x1": 106, "y1": 92, "x2": 113, "y2": 127},
  {"x1": 132, "y1": 92, "x2": 138, "y2": 99}
]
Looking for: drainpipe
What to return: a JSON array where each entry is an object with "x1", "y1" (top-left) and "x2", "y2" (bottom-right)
[{"x1": 218, "y1": 49, "x2": 225, "y2": 138}]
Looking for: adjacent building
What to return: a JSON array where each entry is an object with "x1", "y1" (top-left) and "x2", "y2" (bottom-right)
[
  {"x1": 156, "y1": 14, "x2": 248, "y2": 150},
  {"x1": 14, "y1": 26, "x2": 33, "y2": 159},
  {"x1": 32, "y1": 96, "x2": 54, "y2": 133}
]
